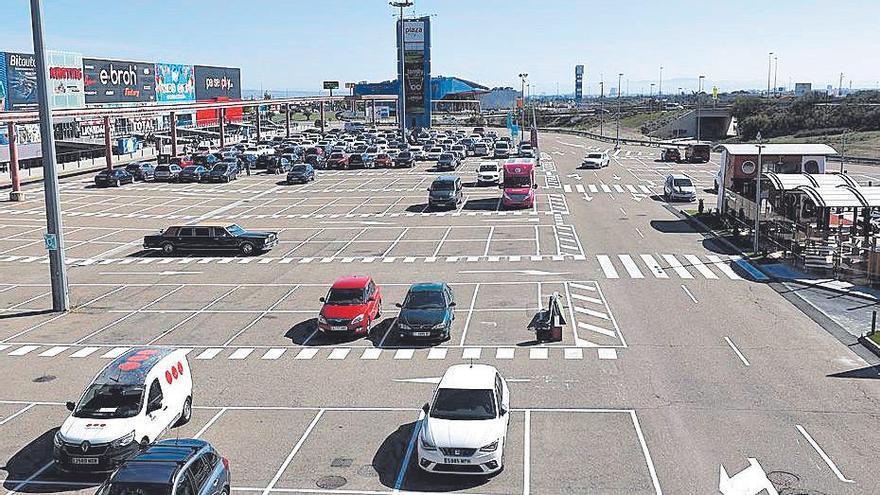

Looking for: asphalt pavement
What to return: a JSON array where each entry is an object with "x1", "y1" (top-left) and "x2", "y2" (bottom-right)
[{"x1": 1, "y1": 130, "x2": 878, "y2": 494}]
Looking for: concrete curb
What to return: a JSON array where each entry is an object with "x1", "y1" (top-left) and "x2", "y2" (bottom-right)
[
  {"x1": 857, "y1": 335, "x2": 880, "y2": 359},
  {"x1": 677, "y1": 208, "x2": 880, "y2": 302}
]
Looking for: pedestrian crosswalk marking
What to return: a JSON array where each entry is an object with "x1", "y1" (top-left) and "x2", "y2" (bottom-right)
[
  {"x1": 70, "y1": 347, "x2": 98, "y2": 358},
  {"x1": 564, "y1": 348, "x2": 583, "y2": 359},
  {"x1": 462, "y1": 348, "x2": 481, "y2": 360},
  {"x1": 597, "y1": 255, "x2": 619, "y2": 279},
  {"x1": 707, "y1": 255, "x2": 742, "y2": 280},
  {"x1": 38, "y1": 346, "x2": 69, "y2": 357},
  {"x1": 427, "y1": 348, "x2": 448, "y2": 360},
  {"x1": 662, "y1": 254, "x2": 694, "y2": 279},
  {"x1": 529, "y1": 348, "x2": 549, "y2": 360},
  {"x1": 639, "y1": 254, "x2": 669, "y2": 279},
  {"x1": 295, "y1": 348, "x2": 319, "y2": 360},
  {"x1": 101, "y1": 347, "x2": 128, "y2": 358},
  {"x1": 9, "y1": 345, "x2": 39, "y2": 356},
  {"x1": 600, "y1": 184, "x2": 611, "y2": 193},
  {"x1": 361, "y1": 348, "x2": 382, "y2": 360},
  {"x1": 328, "y1": 348, "x2": 351, "y2": 360},
  {"x1": 618, "y1": 255, "x2": 645, "y2": 278},
  {"x1": 575, "y1": 185, "x2": 585, "y2": 193},
  {"x1": 496, "y1": 348, "x2": 515, "y2": 359},
  {"x1": 683, "y1": 254, "x2": 718, "y2": 279},
  {"x1": 613, "y1": 185, "x2": 624, "y2": 193},
  {"x1": 588, "y1": 185, "x2": 598, "y2": 193},
  {"x1": 394, "y1": 349, "x2": 415, "y2": 360}
]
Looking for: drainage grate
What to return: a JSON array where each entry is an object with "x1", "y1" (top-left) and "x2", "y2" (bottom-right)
[
  {"x1": 33, "y1": 375, "x2": 56, "y2": 383},
  {"x1": 316, "y1": 476, "x2": 347, "y2": 489},
  {"x1": 357, "y1": 464, "x2": 378, "y2": 478},
  {"x1": 330, "y1": 458, "x2": 353, "y2": 468}
]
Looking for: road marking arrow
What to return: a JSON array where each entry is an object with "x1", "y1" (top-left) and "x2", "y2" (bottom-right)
[
  {"x1": 612, "y1": 174, "x2": 621, "y2": 181},
  {"x1": 719, "y1": 458, "x2": 778, "y2": 495},
  {"x1": 583, "y1": 193, "x2": 593, "y2": 202}
]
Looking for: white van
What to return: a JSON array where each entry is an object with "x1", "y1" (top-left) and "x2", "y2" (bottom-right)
[{"x1": 53, "y1": 347, "x2": 193, "y2": 473}]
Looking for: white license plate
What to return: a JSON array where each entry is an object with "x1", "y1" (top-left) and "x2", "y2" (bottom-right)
[
  {"x1": 444, "y1": 458, "x2": 470, "y2": 464},
  {"x1": 71, "y1": 457, "x2": 99, "y2": 465},
  {"x1": 330, "y1": 325, "x2": 348, "y2": 331},
  {"x1": 412, "y1": 331, "x2": 431, "y2": 337}
]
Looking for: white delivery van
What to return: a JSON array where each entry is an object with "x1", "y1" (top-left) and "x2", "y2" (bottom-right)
[{"x1": 53, "y1": 347, "x2": 193, "y2": 473}]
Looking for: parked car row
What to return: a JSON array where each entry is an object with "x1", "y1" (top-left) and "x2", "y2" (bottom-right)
[{"x1": 54, "y1": 343, "x2": 509, "y2": 480}]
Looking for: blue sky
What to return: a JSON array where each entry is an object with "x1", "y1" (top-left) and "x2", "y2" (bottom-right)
[{"x1": 1, "y1": 0, "x2": 879, "y2": 94}]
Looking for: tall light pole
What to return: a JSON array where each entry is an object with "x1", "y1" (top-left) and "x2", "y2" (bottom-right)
[
  {"x1": 773, "y1": 55, "x2": 779, "y2": 95},
  {"x1": 390, "y1": 1, "x2": 412, "y2": 143},
  {"x1": 615, "y1": 73, "x2": 623, "y2": 148},
  {"x1": 29, "y1": 0, "x2": 69, "y2": 312},
  {"x1": 659, "y1": 65, "x2": 663, "y2": 97},
  {"x1": 767, "y1": 52, "x2": 773, "y2": 96},
  {"x1": 599, "y1": 76, "x2": 604, "y2": 136},
  {"x1": 518, "y1": 73, "x2": 528, "y2": 142},
  {"x1": 754, "y1": 131, "x2": 765, "y2": 253},
  {"x1": 697, "y1": 75, "x2": 705, "y2": 141}
]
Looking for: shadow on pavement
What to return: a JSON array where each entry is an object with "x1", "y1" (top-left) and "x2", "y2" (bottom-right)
[
  {"x1": 461, "y1": 198, "x2": 499, "y2": 212},
  {"x1": 1, "y1": 428, "x2": 104, "y2": 493},
  {"x1": 0, "y1": 309, "x2": 55, "y2": 320},
  {"x1": 372, "y1": 421, "x2": 492, "y2": 492},
  {"x1": 828, "y1": 364, "x2": 880, "y2": 379},
  {"x1": 649, "y1": 219, "x2": 698, "y2": 234}
]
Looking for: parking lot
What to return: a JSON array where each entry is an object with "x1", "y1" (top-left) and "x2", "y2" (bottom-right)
[
  {"x1": 0, "y1": 401, "x2": 662, "y2": 495},
  {"x1": 1, "y1": 130, "x2": 877, "y2": 495}
]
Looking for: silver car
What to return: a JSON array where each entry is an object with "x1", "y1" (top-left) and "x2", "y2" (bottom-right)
[{"x1": 664, "y1": 174, "x2": 697, "y2": 202}]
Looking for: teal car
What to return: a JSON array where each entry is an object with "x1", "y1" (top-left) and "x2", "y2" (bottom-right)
[{"x1": 395, "y1": 282, "x2": 456, "y2": 341}]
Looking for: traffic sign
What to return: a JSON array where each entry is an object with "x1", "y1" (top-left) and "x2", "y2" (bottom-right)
[
  {"x1": 344, "y1": 82, "x2": 355, "y2": 89},
  {"x1": 511, "y1": 124, "x2": 520, "y2": 137},
  {"x1": 44, "y1": 233, "x2": 58, "y2": 251},
  {"x1": 323, "y1": 81, "x2": 339, "y2": 90}
]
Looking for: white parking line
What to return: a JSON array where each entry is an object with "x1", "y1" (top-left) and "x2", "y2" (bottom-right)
[
  {"x1": 458, "y1": 283, "x2": 481, "y2": 346},
  {"x1": 724, "y1": 336, "x2": 750, "y2": 366},
  {"x1": 795, "y1": 424, "x2": 854, "y2": 483},
  {"x1": 0, "y1": 403, "x2": 35, "y2": 426},
  {"x1": 261, "y1": 410, "x2": 325, "y2": 495}
]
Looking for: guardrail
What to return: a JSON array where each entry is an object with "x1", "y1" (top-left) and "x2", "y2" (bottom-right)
[{"x1": 538, "y1": 127, "x2": 665, "y2": 148}]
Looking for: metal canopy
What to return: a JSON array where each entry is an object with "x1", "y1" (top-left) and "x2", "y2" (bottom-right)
[
  {"x1": 794, "y1": 185, "x2": 865, "y2": 208},
  {"x1": 764, "y1": 172, "x2": 857, "y2": 191}
]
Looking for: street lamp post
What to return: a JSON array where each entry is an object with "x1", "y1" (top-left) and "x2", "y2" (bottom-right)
[
  {"x1": 616, "y1": 73, "x2": 622, "y2": 148},
  {"x1": 390, "y1": 1, "x2": 412, "y2": 143},
  {"x1": 659, "y1": 65, "x2": 663, "y2": 97},
  {"x1": 754, "y1": 132, "x2": 765, "y2": 253},
  {"x1": 767, "y1": 52, "x2": 774, "y2": 96},
  {"x1": 773, "y1": 54, "x2": 778, "y2": 95},
  {"x1": 599, "y1": 77, "x2": 604, "y2": 136},
  {"x1": 518, "y1": 73, "x2": 528, "y2": 143},
  {"x1": 30, "y1": 0, "x2": 69, "y2": 312},
  {"x1": 697, "y1": 75, "x2": 705, "y2": 141}
]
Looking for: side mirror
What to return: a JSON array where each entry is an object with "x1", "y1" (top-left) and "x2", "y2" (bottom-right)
[
  {"x1": 422, "y1": 403, "x2": 430, "y2": 414},
  {"x1": 319, "y1": 296, "x2": 325, "y2": 303},
  {"x1": 368, "y1": 296, "x2": 376, "y2": 302},
  {"x1": 448, "y1": 301, "x2": 456, "y2": 307},
  {"x1": 426, "y1": 188, "x2": 431, "y2": 192},
  {"x1": 66, "y1": 401, "x2": 75, "y2": 412},
  {"x1": 395, "y1": 302, "x2": 402, "y2": 308},
  {"x1": 499, "y1": 407, "x2": 508, "y2": 416},
  {"x1": 533, "y1": 184, "x2": 538, "y2": 189}
]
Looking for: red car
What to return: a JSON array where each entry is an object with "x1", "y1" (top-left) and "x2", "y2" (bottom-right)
[
  {"x1": 318, "y1": 276, "x2": 383, "y2": 335},
  {"x1": 170, "y1": 155, "x2": 194, "y2": 168},
  {"x1": 326, "y1": 152, "x2": 349, "y2": 169},
  {"x1": 375, "y1": 153, "x2": 392, "y2": 168}
]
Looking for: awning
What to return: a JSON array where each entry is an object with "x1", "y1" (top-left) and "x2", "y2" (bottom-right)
[
  {"x1": 718, "y1": 143, "x2": 838, "y2": 155},
  {"x1": 794, "y1": 185, "x2": 865, "y2": 208},
  {"x1": 764, "y1": 172, "x2": 856, "y2": 191}
]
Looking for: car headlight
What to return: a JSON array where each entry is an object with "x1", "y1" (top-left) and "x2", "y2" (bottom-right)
[
  {"x1": 351, "y1": 315, "x2": 364, "y2": 325},
  {"x1": 111, "y1": 431, "x2": 135, "y2": 449},
  {"x1": 432, "y1": 322, "x2": 447, "y2": 330},
  {"x1": 479, "y1": 440, "x2": 499, "y2": 452},
  {"x1": 54, "y1": 431, "x2": 64, "y2": 448},
  {"x1": 420, "y1": 434, "x2": 437, "y2": 451},
  {"x1": 318, "y1": 315, "x2": 327, "y2": 325}
]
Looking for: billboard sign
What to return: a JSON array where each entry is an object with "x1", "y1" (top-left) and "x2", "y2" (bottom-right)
[
  {"x1": 47, "y1": 50, "x2": 84, "y2": 109},
  {"x1": 397, "y1": 16, "x2": 431, "y2": 127},
  {"x1": 0, "y1": 52, "x2": 7, "y2": 111},
  {"x1": 155, "y1": 63, "x2": 195, "y2": 103},
  {"x1": 323, "y1": 80, "x2": 339, "y2": 90},
  {"x1": 574, "y1": 64, "x2": 584, "y2": 101},
  {"x1": 83, "y1": 58, "x2": 155, "y2": 103},
  {"x1": 5, "y1": 52, "x2": 38, "y2": 110},
  {"x1": 794, "y1": 82, "x2": 812, "y2": 97},
  {"x1": 194, "y1": 65, "x2": 241, "y2": 100}
]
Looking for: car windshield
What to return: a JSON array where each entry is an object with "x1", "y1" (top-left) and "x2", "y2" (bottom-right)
[
  {"x1": 431, "y1": 388, "x2": 496, "y2": 420},
  {"x1": 326, "y1": 288, "x2": 364, "y2": 305},
  {"x1": 155, "y1": 166, "x2": 169, "y2": 172},
  {"x1": 212, "y1": 164, "x2": 228, "y2": 172},
  {"x1": 99, "y1": 482, "x2": 172, "y2": 495},
  {"x1": 74, "y1": 384, "x2": 144, "y2": 419},
  {"x1": 673, "y1": 179, "x2": 693, "y2": 187},
  {"x1": 290, "y1": 165, "x2": 307, "y2": 172},
  {"x1": 226, "y1": 224, "x2": 246, "y2": 235},
  {"x1": 480, "y1": 165, "x2": 497, "y2": 172},
  {"x1": 504, "y1": 175, "x2": 532, "y2": 188},
  {"x1": 404, "y1": 290, "x2": 446, "y2": 309},
  {"x1": 432, "y1": 181, "x2": 455, "y2": 191},
  {"x1": 439, "y1": 154, "x2": 454, "y2": 160},
  {"x1": 587, "y1": 153, "x2": 603, "y2": 159}
]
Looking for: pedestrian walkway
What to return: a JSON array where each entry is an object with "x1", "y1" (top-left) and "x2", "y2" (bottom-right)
[
  {"x1": 1, "y1": 148, "x2": 158, "y2": 189},
  {"x1": 595, "y1": 253, "x2": 745, "y2": 281}
]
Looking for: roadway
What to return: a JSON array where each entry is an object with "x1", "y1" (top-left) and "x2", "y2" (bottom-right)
[{"x1": 0, "y1": 131, "x2": 877, "y2": 494}]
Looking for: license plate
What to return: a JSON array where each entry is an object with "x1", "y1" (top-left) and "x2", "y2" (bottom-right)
[
  {"x1": 71, "y1": 457, "x2": 99, "y2": 465},
  {"x1": 412, "y1": 331, "x2": 431, "y2": 337},
  {"x1": 330, "y1": 325, "x2": 348, "y2": 331},
  {"x1": 444, "y1": 458, "x2": 470, "y2": 464}
]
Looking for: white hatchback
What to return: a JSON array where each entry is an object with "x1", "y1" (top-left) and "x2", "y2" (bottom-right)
[{"x1": 417, "y1": 364, "x2": 510, "y2": 475}]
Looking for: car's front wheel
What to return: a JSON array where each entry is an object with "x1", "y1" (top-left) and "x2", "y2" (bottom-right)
[
  {"x1": 161, "y1": 242, "x2": 175, "y2": 255},
  {"x1": 240, "y1": 242, "x2": 255, "y2": 256}
]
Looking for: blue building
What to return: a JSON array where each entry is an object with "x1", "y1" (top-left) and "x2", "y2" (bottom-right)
[{"x1": 354, "y1": 76, "x2": 490, "y2": 125}]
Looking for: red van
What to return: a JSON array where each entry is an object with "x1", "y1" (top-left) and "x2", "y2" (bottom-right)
[{"x1": 500, "y1": 159, "x2": 537, "y2": 209}]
